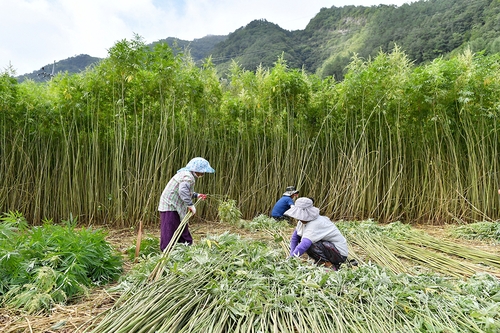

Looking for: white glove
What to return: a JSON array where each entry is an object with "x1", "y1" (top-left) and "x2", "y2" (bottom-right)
[{"x1": 188, "y1": 205, "x2": 196, "y2": 215}]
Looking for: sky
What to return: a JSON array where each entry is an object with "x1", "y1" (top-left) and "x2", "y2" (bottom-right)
[{"x1": 1, "y1": 0, "x2": 412, "y2": 76}]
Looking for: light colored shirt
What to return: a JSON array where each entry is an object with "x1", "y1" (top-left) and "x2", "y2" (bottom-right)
[
  {"x1": 158, "y1": 171, "x2": 196, "y2": 219},
  {"x1": 296, "y1": 216, "x2": 348, "y2": 257}
]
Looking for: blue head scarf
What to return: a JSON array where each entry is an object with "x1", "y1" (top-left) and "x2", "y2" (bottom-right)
[{"x1": 177, "y1": 157, "x2": 215, "y2": 174}]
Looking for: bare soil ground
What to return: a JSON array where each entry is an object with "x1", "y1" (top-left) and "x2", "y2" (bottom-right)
[{"x1": 1, "y1": 220, "x2": 498, "y2": 333}]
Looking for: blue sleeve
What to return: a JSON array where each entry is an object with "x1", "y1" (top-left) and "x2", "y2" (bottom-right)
[
  {"x1": 291, "y1": 238, "x2": 313, "y2": 257},
  {"x1": 289, "y1": 230, "x2": 301, "y2": 256},
  {"x1": 272, "y1": 196, "x2": 295, "y2": 217}
]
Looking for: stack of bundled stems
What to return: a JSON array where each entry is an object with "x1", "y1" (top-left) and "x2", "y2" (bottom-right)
[{"x1": 148, "y1": 203, "x2": 198, "y2": 282}]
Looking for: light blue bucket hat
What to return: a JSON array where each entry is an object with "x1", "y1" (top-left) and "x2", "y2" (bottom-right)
[{"x1": 177, "y1": 157, "x2": 215, "y2": 173}]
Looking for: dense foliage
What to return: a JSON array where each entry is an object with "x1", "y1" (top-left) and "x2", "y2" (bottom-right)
[
  {"x1": 126, "y1": 236, "x2": 160, "y2": 261},
  {"x1": 210, "y1": 19, "x2": 301, "y2": 75},
  {"x1": 452, "y1": 221, "x2": 500, "y2": 242},
  {"x1": 152, "y1": 35, "x2": 228, "y2": 63},
  {"x1": 14, "y1": 0, "x2": 500, "y2": 81},
  {"x1": 85, "y1": 230, "x2": 500, "y2": 333},
  {"x1": 0, "y1": 211, "x2": 123, "y2": 313},
  {"x1": 2, "y1": 35, "x2": 500, "y2": 226},
  {"x1": 214, "y1": 0, "x2": 500, "y2": 78}
]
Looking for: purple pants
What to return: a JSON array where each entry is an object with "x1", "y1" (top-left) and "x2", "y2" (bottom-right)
[{"x1": 160, "y1": 211, "x2": 193, "y2": 251}]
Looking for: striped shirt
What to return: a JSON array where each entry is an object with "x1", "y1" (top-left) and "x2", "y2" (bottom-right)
[{"x1": 158, "y1": 171, "x2": 196, "y2": 219}]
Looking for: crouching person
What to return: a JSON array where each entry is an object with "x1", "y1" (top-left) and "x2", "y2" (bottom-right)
[{"x1": 284, "y1": 197, "x2": 348, "y2": 270}]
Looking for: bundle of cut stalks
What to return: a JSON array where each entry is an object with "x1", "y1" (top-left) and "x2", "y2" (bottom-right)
[{"x1": 148, "y1": 203, "x2": 198, "y2": 282}]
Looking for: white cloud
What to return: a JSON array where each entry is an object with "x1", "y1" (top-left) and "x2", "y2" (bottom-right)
[{"x1": 0, "y1": 0, "x2": 411, "y2": 75}]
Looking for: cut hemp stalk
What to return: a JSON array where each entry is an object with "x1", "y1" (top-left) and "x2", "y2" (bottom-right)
[{"x1": 148, "y1": 201, "x2": 200, "y2": 282}]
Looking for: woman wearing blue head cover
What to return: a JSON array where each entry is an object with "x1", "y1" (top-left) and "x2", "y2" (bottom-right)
[{"x1": 158, "y1": 157, "x2": 215, "y2": 251}]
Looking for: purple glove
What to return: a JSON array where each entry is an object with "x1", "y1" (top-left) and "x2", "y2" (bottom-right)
[
  {"x1": 291, "y1": 238, "x2": 312, "y2": 257},
  {"x1": 290, "y1": 230, "x2": 300, "y2": 256}
]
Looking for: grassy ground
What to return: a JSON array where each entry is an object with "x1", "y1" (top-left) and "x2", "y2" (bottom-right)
[{"x1": 1, "y1": 219, "x2": 498, "y2": 333}]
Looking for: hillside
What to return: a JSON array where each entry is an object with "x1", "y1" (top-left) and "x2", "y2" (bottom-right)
[
  {"x1": 17, "y1": 54, "x2": 102, "y2": 83},
  {"x1": 152, "y1": 34, "x2": 228, "y2": 61},
  {"x1": 15, "y1": 0, "x2": 500, "y2": 82},
  {"x1": 211, "y1": 0, "x2": 500, "y2": 79},
  {"x1": 209, "y1": 19, "x2": 301, "y2": 73}
]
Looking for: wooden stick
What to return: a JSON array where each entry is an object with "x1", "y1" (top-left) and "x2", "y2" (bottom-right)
[{"x1": 134, "y1": 220, "x2": 143, "y2": 263}]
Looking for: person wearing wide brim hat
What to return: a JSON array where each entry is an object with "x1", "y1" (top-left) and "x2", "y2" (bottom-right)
[
  {"x1": 158, "y1": 157, "x2": 215, "y2": 251},
  {"x1": 285, "y1": 197, "x2": 348, "y2": 270},
  {"x1": 271, "y1": 186, "x2": 299, "y2": 222}
]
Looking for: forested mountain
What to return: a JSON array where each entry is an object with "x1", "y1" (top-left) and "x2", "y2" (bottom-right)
[
  {"x1": 151, "y1": 35, "x2": 227, "y2": 61},
  {"x1": 16, "y1": 0, "x2": 500, "y2": 82},
  {"x1": 213, "y1": 0, "x2": 500, "y2": 79},
  {"x1": 208, "y1": 20, "x2": 302, "y2": 73},
  {"x1": 17, "y1": 54, "x2": 101, "y2": 83}
]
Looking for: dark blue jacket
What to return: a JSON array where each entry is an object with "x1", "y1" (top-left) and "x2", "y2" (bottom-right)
[{"x1": 271, "y1": 196, "x2": 294, "y2": 217}]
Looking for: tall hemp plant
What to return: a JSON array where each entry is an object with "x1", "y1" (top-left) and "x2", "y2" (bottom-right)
[
  {"x1": 2, "y1": 39, "x2": 500, "y2": 226},
  {"x1": 327, "y1": 47, "x2": 412, "y2": 222}
]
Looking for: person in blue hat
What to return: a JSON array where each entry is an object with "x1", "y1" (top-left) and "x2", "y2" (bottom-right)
[
  {"x1": 271, "y1": 186, "x2": 299, "y2": 222},
  {"x1": 158, "y1": 157, "x2": 215, "y2": 251}
]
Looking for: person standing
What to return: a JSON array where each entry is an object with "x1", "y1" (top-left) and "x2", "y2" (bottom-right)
[
  {"x1": 285, "y1": 197, "x2": 348, "y2": 270},
  {"x1": 158, "y1": 157, "x2": 215, "y2": 251},
  {"x1": 271, "y1": 186, "x2": 299, "y2": 221}
]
